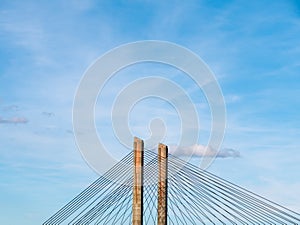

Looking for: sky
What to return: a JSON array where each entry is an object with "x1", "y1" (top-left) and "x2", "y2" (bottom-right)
[{"x1": 0, "y1": 0, "x2": 300, "y2": 224}]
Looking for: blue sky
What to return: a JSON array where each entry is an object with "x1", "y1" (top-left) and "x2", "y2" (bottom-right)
[{"x1": 0, "y1": 0, "x2": 300, "y2": 224}]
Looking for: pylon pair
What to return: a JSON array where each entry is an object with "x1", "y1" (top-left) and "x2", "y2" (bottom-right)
[{"x1": 132, "y1": 137, "x2": 168, "y2": 225}]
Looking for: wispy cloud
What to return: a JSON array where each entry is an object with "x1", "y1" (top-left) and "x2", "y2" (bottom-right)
[
  {"x1": 0, "y1": 116, "x2": 28, "y2": 124},
  {"x1": 0, "y1": 1, "x2": 299, "y2": 223},
  {"x1": 2, "y1": 104, "x2": 20, "y2": 111},
  {"x1": 225, "y1": 94, "x2": 241, "y2": 104},
  {"x1": 170, "y1": 144, "x2": 240, "y2": 158},
  {"x1": 42, "y1": 111, "x2": 55, "y2": 117}
]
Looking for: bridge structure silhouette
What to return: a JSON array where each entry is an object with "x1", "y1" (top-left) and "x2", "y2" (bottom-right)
[{"x1": 44, "y1": 137, "x2": 300, "y2": 225}]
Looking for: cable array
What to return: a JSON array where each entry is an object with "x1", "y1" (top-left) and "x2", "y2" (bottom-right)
[{"x1": 44, "y1": 150, "x2": 300, "y2": 225}]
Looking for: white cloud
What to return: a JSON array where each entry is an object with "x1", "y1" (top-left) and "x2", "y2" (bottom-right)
[
  {"x1": 226, "y1": 94, "x2": 241, "y2": 104},
  {"x1": 169, "y1": 144, "x2": 240, "y2": 158},
  {"x1": 42, "y1": 111, "x2": 55, "y2": 117},
  {"x1": 2, "y1": 104, "x2": 20, "y2": 111},
  {"x1": 0, "y1": 116, "x2": 28, "y2": 124}
]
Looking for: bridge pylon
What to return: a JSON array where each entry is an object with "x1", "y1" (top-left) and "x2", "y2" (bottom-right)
[
  {"x1": 157, "y1": 143, "x2": 168, "y2": 225},
  {"x1": 132, "y1": 137, "x2": 144, "y2": 225},
  {"x1": 132, "y1": 138, "x2": 169, "y2": 225},
  {"x1": 43, "y1": 137, "x2": 300, "y2": 224}
]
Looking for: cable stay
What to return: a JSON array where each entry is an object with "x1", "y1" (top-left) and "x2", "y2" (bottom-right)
[{"x1": 43, "y1": 148, "x2": 300, "y2": 225}]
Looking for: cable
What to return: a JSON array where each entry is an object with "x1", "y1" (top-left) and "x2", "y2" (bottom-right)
[{"x1": 43, "y1": 149, "x2": 300, "y2": 225}]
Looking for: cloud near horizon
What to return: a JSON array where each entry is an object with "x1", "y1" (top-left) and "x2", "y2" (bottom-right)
[
  {"x1": 169, "y1": 144, "x2": 240, "y2": 158},
  {"x1": 42, "y1": 111, "x2": 55, "y2": 117},
  {"x1": 0, "y1": 117, "x2": 28, "y2": 124}
]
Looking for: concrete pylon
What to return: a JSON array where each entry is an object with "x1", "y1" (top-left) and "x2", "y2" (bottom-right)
[
  {"x1": 132, "y1": 137, "x2": 144, "y2": 225},
  {"x1": 157, "y1": 143, "x2": 168, "y2": 225}
]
